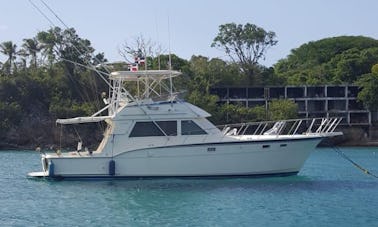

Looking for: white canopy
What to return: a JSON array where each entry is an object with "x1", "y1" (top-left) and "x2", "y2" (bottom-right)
[
  {"x1": 56, "y1": 116, "x2": 112, "y2": 125},
  {"x1": 109, "y1": 70, "x2": 181, "y2": 81}
]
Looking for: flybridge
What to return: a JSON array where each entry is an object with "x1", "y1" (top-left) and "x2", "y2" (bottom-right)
[
  {"x1": 108, "y1": 70, "x2": 182, "y2": 113},
  {"x1": 56, "y1": 70, "x2": 183, "y2": 125}
]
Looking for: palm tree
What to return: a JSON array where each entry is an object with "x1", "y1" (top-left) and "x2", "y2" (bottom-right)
[
  {"x1": 37, "y1": 27, "x2": 60, "y2": 66},
  {"x1": 22, "y1": 38, "x2": 41, "y2": 68},
  {"x1": 0, "y1": 41, "x2": 17, "y2": 74}
]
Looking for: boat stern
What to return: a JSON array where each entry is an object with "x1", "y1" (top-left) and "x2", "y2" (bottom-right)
[
  {"x1": 27, "y1": 154, "x2": 54, "y2": 178},
  {"x1": 27, "y1": 171, "x2": 48, "y2": 178}
]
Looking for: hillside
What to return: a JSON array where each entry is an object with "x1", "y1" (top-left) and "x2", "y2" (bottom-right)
[
  {"x1": 1, "y1": 28, "x2": 378, "y2": 149},
  {"x1": 274, "y1": 36, "x2": 378, "y2": 85}
]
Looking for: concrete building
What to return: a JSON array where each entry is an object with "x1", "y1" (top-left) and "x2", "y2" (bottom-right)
[{"x1": 210, "y1": 85, "x2": 371, "y2": 125}]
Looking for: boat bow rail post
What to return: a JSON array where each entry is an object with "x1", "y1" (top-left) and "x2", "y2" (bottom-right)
[{"x1": 218, "y1": 117, "x2": 343, "y2": 137}]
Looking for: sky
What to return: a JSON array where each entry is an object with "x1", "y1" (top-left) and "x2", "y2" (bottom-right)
[{"x1": 1, "y1": 0, "x2": 378, "y2": 67}]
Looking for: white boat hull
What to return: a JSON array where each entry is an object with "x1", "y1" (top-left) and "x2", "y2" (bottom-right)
[
  {"x1": 36, "y1": 137, "x2": 322, "y2": 179},
  {"x1": 27, "y1": 70, "x2": 343, "y2": 179}
]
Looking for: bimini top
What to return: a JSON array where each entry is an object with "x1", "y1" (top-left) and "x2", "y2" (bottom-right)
[{"x1": 109, "y1": 70, "x2": 182, "y2": 81}]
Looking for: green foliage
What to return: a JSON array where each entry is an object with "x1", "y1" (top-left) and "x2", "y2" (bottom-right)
[
  {"x1": 150, "y1": 54, "x2": 190, "y2": 71},
  {"x1": 0, "y1": 41, "x2": 17, "y2": 74},
  {"x1": 0, "y1": 101, "x2": 21, "y2": 136},
  {"x1": 355, "y1": 64, "x2": 378, "y2": 111},
  {"x1": 249, "y1": 105, "x2": 267, "y2": 122},
  {"x1": 372, "y1": 64, "x2": 378, "y2": 74},
  {"x1": 275, "y1": 36, "x2": 378, "y2": 85},
  {"x1": 212, "y1": 23, "x2": 277, "y2": 65},
  {"x1": 267, "y1": 100, "x2": 298, "y2": 120},
  {"x1": 21, "y1": 38, "x2": 41, "y2": 68},
  {"x1": 187, "y1": 90, "x2": 219, "y2": 115},
  {"x1": 218, "y1": 104, "x2": 250, "y2": 124},
  {"x1": 326, "y1": 47, "x2": 378, "y2": 84},
  {"x1": 216, "y1": 100, "x2": 297, "y2": 124},
  {"x1": 187, "y1": 56, "x2": 222, "y2": 93},
  {"x1": 212, "y1": 23, "x2": 277, "y2": 85},
  {"x1": 49, "y1": 99, "x2": 96, "y2": 118},
  {"x1": 0, "y1": 27, "x2": 107, "y2": 139},
  {"x1": 2, "y1": 24, "x2": 378, "y2": 146}
]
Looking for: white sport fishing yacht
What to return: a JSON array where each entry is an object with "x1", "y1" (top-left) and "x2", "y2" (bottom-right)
[{"x1": 28, "y1": 69, "x2": 342, "y2": 179}]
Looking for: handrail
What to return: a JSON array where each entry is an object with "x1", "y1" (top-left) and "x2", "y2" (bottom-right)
[{"x1": 217, "y1": 117, "x2": 342, "y2": 137}]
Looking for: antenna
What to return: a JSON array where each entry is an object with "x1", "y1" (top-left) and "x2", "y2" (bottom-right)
[
  {"x1": 167, "y1": 15, "x2": 173, "y2": 99},
  {"x1": 155, "y1": 13, "x2": 161, "y2": 70},
  {"x1": 167, "y1": 15, "x2": 172, "y2": 71}
]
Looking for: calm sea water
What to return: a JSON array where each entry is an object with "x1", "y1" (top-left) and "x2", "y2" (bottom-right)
[{"x1": 0, "y1": 148, "x2": 377, "y2": 227}]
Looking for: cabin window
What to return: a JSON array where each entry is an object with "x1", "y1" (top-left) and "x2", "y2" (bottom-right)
[
  {"x1": 156, "y1": 121, "x2": 177, "y2": 136},
  {"x1": 129, "y1": 121, "x2": 177, "y2": 137},
  {"x1": 181, "y1": 120, "x2": 207, "y2": 135},
  {"x1": 129, "y1": 122, "x2": 164, "y2": 137}
]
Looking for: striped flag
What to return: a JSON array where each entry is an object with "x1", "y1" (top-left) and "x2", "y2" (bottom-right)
[
  {"x1": 128, "y1": 63, "x2": 138, "y2": 72},
  {"x1": 135, "y1": 56, "x2": 146, "y2": 65}
]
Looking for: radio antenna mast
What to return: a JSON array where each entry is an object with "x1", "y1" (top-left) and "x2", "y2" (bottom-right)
[{"x1": 167, "y1": 15, "x2": 173, "y2": 99}]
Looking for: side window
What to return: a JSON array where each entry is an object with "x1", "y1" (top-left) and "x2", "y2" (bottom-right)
[
  {"x1": 129, "y1": 121, "x2": 177, "y2": 137},
  {"x1": 129, "y1": 122, "x2": 164, "y2": 137},
  {"x1": 181, "y1": 120, "x2": 207, "y2": 135},
  {"x1": 156, "y1": 121, "x2": 177, "y2": 136}
]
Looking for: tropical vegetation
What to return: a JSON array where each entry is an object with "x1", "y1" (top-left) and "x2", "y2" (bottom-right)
[{"x1": 0, "y1": 23, "x2": 377, "y2": 148}]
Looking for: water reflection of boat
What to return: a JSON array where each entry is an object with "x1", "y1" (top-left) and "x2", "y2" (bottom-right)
[{"x1": 28, "y1": 70, "x2": 342, "y2": 179}]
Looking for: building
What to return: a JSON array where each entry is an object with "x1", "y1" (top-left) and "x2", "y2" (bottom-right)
[{"x1": 210, "y1": 85, "x2": 371, "y2": 125}]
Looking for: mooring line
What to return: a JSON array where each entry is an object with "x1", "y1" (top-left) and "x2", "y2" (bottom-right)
[{"x1": 332, "y1": 146, "x2": 378, "y2": 179}]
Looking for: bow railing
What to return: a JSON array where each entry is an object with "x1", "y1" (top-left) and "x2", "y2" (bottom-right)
[{"x1": 218, "y1": 118, "x2": 342, "y2": 136}]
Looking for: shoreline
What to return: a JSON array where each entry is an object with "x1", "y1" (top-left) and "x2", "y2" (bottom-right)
[{"x1": 2, "y1": 125, "x2": 378, "y2": 150}]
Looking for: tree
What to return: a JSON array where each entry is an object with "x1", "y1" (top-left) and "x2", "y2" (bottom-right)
[
  {"x1": 119, "y1": 35, "x2": 164, "y2": 68},
  {"x1": 274, "y1": 36, "x2": 378, "y2": 85},
  {"x1": 211, "y1": 23, "x2": 278, "y2": 84},
  {"x1": 355, "y1": 64, "x2": 378, "y2": 111},
  {"x1": 0, "y1": 41, "x2": 17, "y2": 74},
  {"x1": 0, "y1": 27, "x2": 112, "y2": 148},
  {"x1": 188, "y1": 56, "x2": 221, "y2": 93},
  {"x1": 22, "y1": 38, "x2": 41, "y2": 68},
  {"x1": 37, "y1": 27, "x2": 60, "y2": 66},
  {"x1": 267, "y1": 100, "x2": 298, "y2": 120}
]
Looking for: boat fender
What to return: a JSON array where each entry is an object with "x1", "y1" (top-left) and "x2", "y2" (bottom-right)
[
  {"x1": 222, "y1": 127, "x2": 230, "y2": 135},
  {"x1": 109, "y1": 160, "x2": 115, "y2": 176},
  {"x1": 226, "y1": 128, "x2": 237, "y2": 136},
  {"x1": 48, "y1": 160, "x2": 54, "y2": 177}
]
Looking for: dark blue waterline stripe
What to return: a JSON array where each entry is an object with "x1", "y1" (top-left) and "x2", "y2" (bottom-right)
[{"x1": 42, "y1": 171, "x2": 299, "y2": 181}]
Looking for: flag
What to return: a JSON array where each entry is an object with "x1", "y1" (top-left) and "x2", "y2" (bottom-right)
[
  {"x1": 128, "y1": 63, "x2": 138, "y2": 72},
  {"x1": 135, "y1": 56, "x2": 146, "y2": 65},
  {"x1": 138, "y1": 57, "x2": 146, "y2": 64}
]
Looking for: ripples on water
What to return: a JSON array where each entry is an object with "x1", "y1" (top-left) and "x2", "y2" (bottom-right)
[{"x1": 0, "y1": 148, "x2": 377, "y2": 226}]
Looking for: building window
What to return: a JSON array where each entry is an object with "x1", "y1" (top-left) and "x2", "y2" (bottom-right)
[
  {"x1": 129, "y1": 121, "x2": 177, "y2": 137},
  {"x1": 181, "y1": 120, "x2": 207, "y2": 135}
]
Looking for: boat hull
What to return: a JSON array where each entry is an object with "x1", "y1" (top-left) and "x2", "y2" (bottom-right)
[{"x1": 34, "y1": 137, "x2": 322, "y2": 179}]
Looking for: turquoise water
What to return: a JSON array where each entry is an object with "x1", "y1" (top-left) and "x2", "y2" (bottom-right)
[{"x1": 1, "y1": 148, "x2": 378, "y2": 227}]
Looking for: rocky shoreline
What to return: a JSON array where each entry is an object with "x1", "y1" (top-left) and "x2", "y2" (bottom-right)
[{"x1": 0, "y1": 116, "x2": 103, "y2": 151}]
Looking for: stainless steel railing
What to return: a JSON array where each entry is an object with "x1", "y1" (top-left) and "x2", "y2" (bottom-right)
[{"x1": 217, "y1": 118, "x2": 342, "y2": 136}]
